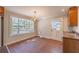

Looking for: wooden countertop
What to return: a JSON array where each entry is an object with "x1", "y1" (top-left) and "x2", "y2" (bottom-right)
[{"x1": 63, "y1": 32, "x2": 79, "y2": 40}]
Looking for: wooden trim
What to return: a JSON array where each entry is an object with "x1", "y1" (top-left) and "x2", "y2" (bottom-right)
[
  {"x1": 0, "y1": 7, "x2": 4, "y2": 47},
  {"x1": 1, "y1": 16, "x2": 4, "y2": 46}
]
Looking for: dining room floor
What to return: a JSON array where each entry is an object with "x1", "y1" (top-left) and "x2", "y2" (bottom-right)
[{"x1": 7, "y1": 36, "x2": 63, "y2": 53}]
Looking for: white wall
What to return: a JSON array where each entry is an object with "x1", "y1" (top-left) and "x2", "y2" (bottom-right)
[
  {"x1": 38, "y1": 17, "x2": 52, "y2": 38},
  {"x1": 4, "y1": 9, "x2": 37, "y2": 45},
  {"x1": 63, "y1": 17, "x2": 69, "y2": 32},
  {"x1": 38, "y1": 16, "x2": 68, "y2": 41}
]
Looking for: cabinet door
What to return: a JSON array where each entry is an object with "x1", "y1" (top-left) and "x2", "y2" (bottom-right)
[
  {"x1": 63, "y1": 38, "x2": 70, "y2": 52},
  {"x1": 63, "y1": 38, "x2": 76, "y2": 53},
  {"x1": 0, "y1": 7, "x2": 4, "y2": 16},
  {"x1": 67, "y1": 39, "x2": 76, "y2": 52},
  {"x1": 75, "y1": 40, "x2": 79, "y2": 52},
  {"x1": 69, "y1": 7, "x2": 78, "y2": 26}
]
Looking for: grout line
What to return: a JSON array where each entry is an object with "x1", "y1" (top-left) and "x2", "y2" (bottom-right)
[{"x1": 5, "y1": 45, "x2": 10, "y2": 53}]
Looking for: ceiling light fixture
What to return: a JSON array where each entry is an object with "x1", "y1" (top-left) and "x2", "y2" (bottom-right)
[{"x1": 31, "y1": 10, "x2": 38, "y2": 21}]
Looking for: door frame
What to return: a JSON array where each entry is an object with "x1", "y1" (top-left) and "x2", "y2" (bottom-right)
[
  {"x1": 0, "y1": 7, "x2": 4, "y2": 47},
  {"x1": 1, "y1": 16, "x2": 4, "y2": 46}
]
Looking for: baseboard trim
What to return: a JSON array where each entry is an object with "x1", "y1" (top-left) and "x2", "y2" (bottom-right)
[
  {"x1": 5, "y1": 45, "x2": 10, "y2": 53},
  {"x1": 40, "y1": 37, "x2": 63, "y2": 42},
  {"x1": 7, "y1": 36, "x2": 39, "y2": 46}
]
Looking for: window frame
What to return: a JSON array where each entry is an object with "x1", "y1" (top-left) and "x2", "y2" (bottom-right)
[{"x1": 51, "y1": 19, "x2": 62, "y2": 31}]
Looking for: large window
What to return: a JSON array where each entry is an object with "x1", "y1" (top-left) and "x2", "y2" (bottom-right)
[{"x1": 11, "y1": 16, "x2": 34, "y2": 36}]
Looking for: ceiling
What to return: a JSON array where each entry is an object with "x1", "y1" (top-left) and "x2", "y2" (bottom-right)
[{"x1": 5, "y1": 6, "x2": 70, "y2": 18}]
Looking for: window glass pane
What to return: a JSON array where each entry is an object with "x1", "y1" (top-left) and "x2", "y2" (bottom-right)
[
  {"x1": 11, "y1": 17, "x2": 19, "y2": 35},
  {"x1": 19, "y1": 19, "x2": 26, "y2": 34},
  {"x1": 29, "y1": 21, "x2": 34, "y2": 32},
  {"x1": 52, "y1": 20, "x2": 61, "y2": 31},
  {"x1": 25, "y1": 20, "x2": 30, "y2": 31}
]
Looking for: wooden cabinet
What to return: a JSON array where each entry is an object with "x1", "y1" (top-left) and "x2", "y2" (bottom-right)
[
  {"x1": 68, "y1": 7, "x2": 78, "y2": 26},
  {"x1": 63, "y1": 37, "x2": 79, "y2": 53},
  {"x1": 75, "y1": 40, "x2": 79, "y2": 52},
  {"x1": 0, "y1": 7, "x2": 4, "y2": 16}
]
